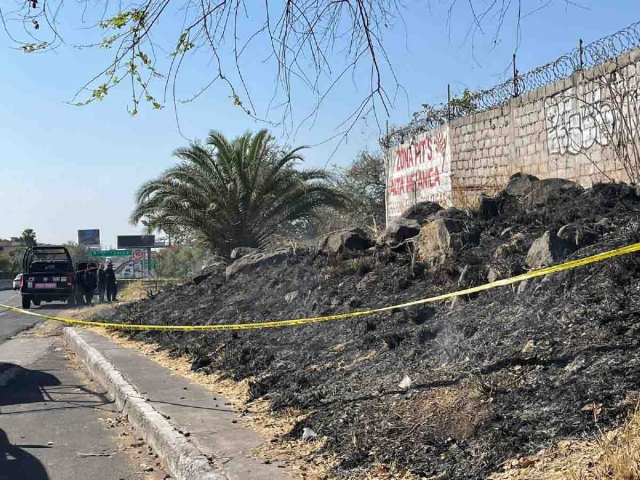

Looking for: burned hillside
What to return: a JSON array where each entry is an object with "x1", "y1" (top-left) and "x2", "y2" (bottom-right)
[{"x1": 106, "y1": 174, "x2": 640, "y2": 479}]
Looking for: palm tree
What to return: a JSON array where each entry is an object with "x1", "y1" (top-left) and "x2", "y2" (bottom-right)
[
  {"x1": 131, "y1": 130, "x2": 347, "y2": 256},
  {"x1": 21, "y1": 229, "x2": 37, "y2": 247}
]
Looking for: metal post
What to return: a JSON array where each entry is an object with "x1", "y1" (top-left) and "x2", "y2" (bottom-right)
[
  {"x1": 384, "y1": 120, "x2": 390, "y2": 229},
  {"x1": 513, "y1": 53, "x2": 519, "y2": 97},
  {"x1": 579, "y1": 38, "x2": 584, "y2": 71},
  {"x1": 447, "y1": 84, "x2": 451, "y2": 122},
  {"x1": 146, "y1": 247, "x2": 152, "y2": 279}
]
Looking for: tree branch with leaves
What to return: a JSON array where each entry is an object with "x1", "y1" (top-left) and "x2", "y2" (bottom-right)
[{"x1": 1, "y1": 0, "x2": 546, "y2": 134}]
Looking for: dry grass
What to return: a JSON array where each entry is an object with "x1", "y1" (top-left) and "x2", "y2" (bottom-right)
[
  {"x1": 573, "y1": 401, "x2": 640, "y2": 480},
  {"x1": 489, "y1": 399, "x2": 640, "y2": 480},
  {"x1": 488, "y1": 439, "x2": 602, "y2": 480},
  {"x1": 364, "y1": 462, "x2": 421, "y2": 480},
  {"x1": 337, "y1": 349, "x2": 378, "y2": 372},
  {"x1": 388, "y1": 382, "x2": 490, "y2": 444},
  {"x1": 118, "y1": 281, "x2": 159, "y2": 302},
  {"x1": 65, "y1": 303, "x2": 115, "y2": 318},
  {"x1": 21, "y1": 318, "x2": 66, "y2": 337}
]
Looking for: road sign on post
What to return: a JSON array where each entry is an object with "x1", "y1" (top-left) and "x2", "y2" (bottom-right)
[
  {"x1": 90, "y1": 250, "x2": 132, "y2": 257},
  {"x1": 132, "y1": 249, "x2": 144, "y2": 261},
  {"x1": 117, "y1": 235, "x2": 155, "y2": 248}
]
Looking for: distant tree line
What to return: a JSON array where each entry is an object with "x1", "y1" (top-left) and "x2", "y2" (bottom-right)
[{"x1": 0, "y1": 229, "x2": 92, "y2": 273}]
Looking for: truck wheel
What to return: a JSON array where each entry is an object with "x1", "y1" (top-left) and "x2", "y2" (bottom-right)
[
  {"x1": 21, "y1": 296, "x2": 31, "y2": 309},
  {"x1": 33, "y1": 299, "x2": 41, "y2": 306},
  {"x1": 67, "y1": 295, "x2": 76, "y2": 306}
]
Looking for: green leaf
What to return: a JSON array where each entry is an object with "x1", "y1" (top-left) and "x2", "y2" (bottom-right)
[
  {"x1": 109, "y1": 12, "x2": 130, "y2": 29},
  {"x1": 92, "y1": 83, "x2": 109, "y2": 100}
]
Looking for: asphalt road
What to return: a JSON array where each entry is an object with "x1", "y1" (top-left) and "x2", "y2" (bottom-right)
[
  {"x1": 0, "y1": 289, "x2": 41, "y2": 343},
  {"x1": 0, "y1": 290, "x2": 167, "y2": 480}
]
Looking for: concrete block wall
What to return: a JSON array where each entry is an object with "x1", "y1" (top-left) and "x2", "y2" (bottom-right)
[
  {"x1": 450, "y1": 104, "x2": 513, "y2": 194},
  {"x1": 447, "y1": 47, "x2": 640, "y2": 198}
]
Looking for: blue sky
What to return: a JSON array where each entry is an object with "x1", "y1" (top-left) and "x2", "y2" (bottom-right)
[{"x1": 0, "y1": 0, "x2": 638, "y2": 247}]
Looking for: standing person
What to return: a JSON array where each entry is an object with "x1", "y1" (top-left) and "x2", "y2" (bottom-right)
[
  {"x1": 105, "y1": 262, "x2": 118, "y2": 302},
  {"x1": 83, "y1": 265, "x2": 98, "y2": 306},
  {"x1": 97, "y1": 263, "x2": 106, "y2": 303},
  {"x1": 75, "y1": 263, "x2": 86, "y2": 305}
]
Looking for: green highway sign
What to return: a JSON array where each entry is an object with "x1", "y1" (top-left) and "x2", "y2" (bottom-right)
[{"x1": 90, "y1": 249, "x2": 132, "y2": 257}]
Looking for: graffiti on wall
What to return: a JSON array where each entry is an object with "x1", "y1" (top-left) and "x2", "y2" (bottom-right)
[
  {"x1": 545, "y1": 79, "x2": 640, "y2": 156},
  {"x1": 386, "y1": 126, "x2": 452, "y2": 221},
  {"x1": 545, "y1": 86, "x2": 613, "y2": 155}
]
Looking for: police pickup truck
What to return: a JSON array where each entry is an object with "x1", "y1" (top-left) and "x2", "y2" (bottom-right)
[{"x1": 20, "y1": 246, "x2": 76, "y2": 309}]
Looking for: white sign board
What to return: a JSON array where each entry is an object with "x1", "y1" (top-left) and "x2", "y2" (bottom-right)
[{"x1": 386, "y1": 126, "x2": 452, "y2": 221}]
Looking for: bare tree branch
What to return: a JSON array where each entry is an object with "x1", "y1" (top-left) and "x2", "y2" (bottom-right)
[{"x1": 1, "y1": 0, "x2": 576, "y2": 143}]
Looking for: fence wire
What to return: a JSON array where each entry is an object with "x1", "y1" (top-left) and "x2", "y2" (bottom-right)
[{"x1": 383, "y1": 20, "x2": 640, "y2": 146}]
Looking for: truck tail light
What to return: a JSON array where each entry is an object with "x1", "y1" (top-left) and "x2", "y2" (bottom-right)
[
  {"x1": 20, "y1": 276, "x2": 24, "y2": 288},
  {"x1": 67, "y1": 276, "x2": 73, "y2": 286}
]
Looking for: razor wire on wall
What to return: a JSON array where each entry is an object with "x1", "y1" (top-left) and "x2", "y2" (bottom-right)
[{"x1": 382, "y1": 20, "x2": 640, "y2": 147}]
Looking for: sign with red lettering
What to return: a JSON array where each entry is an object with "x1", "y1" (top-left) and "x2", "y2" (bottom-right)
[{"x1": 386, "y1": 126, "x2": 452, "y2": 221}]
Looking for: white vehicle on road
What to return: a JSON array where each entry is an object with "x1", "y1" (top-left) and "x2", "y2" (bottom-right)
[{"x1": 13, "y1": 274, "x2": 22, "y2": 290}]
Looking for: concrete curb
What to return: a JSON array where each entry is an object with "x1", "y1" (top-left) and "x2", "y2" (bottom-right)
[{"x1": 63, "y1": 327, "x2": 227, "y2": 480}]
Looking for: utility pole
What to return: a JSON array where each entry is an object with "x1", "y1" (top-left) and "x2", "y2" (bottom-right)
[
  {"x1": 447, "y1": 84, "x2": 451, "y2": 122},
  {"x1": 146, "y1": 247, "x2": 152, "y2": 279},
  {"x1": 513, "y1": 53, "x2": 519, "y2": 97},
  {"x1": 384, "y1": 120, "x2": 390, "y2": 229}
]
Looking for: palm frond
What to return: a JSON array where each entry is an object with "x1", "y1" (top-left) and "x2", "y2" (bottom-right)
[{"x1": 131, "y1": 130, "x2": 349, "y2": 255}]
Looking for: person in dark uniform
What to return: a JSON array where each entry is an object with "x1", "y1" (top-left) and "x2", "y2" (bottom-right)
[
  {"x1": 97, "y1": 263, "x2": 106, "y2": 303},
  {"x1": 75, "y1": 263, "x2": 86, "y2": 305},
  {"x1": 83, "y1": 265, "x2": 97, "y2": 306},
  {"x1": 105, "y1": 262, "x2": 118, "y2": 302}
]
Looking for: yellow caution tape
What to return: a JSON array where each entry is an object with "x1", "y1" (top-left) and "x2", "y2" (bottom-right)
[
  {"x1": 2, "y1": 241, "x2": 640, "y2": 331},
  {"x1": 118, "y1": 278, "x2": 182, "y2": 282}
]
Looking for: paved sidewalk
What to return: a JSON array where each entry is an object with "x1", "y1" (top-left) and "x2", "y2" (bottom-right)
[
  {"x1": 72, "y1": 329, "x2": 293, "y2": 480},
  {"x1": 0, "y1": 336, "x2": 167, "y2": 480}
]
